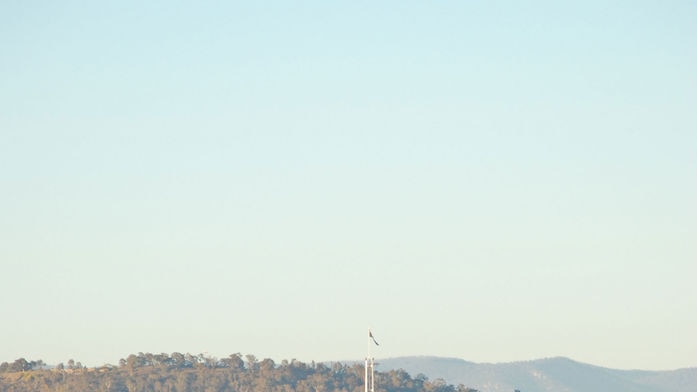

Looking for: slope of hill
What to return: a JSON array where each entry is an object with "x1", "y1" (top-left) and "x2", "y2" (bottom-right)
[
  {"x1": 1, "y1": 353, "x2": 479, "y2": 392},
  {"x1": 377, "y1": 356, "x2": 697, "y2": 392}
]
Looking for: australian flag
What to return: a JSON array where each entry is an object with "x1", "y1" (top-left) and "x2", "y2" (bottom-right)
[{"x1": 369, "y1": 330, "x2": 379, "y2": 346}]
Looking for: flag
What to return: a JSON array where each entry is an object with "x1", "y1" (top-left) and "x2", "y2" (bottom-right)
[{"x1": 369, "y1": 330, "x2": 379, "y2": 346}]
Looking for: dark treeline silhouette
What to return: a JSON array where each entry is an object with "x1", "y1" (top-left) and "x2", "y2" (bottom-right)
[{"x1": 0, "y1": 352, "x2": 479, "y2": 392}]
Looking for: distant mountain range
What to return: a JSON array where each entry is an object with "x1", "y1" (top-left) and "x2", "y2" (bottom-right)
[{"x1": 376, "y1": 356, "x2": 697, "y2": 392}]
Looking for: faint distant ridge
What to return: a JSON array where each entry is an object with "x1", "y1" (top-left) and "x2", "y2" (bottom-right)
[
  {"x1": 377, "y1": 356, "x2": 697, "y2": 392},
  {"x1": 377, "y1": 356, "x2": 478, "y2": 382}
]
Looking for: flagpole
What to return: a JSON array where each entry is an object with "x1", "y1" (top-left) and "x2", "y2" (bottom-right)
[
  {"x1": 364, "y1": 357, "x2": 368, "y2": 392},
  {"x1": 366, "y1": 329, "x2": 376, "y2": 392},
  {"x1": 365, "y1": 329, "x2": 369, "y2": 392},
  {"x1": 371, "y1": 356, "x2": 375, "y2": 392}
]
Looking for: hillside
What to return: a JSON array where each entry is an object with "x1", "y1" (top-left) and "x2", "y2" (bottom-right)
[
  {"x1": 0, "y1": 353, "x2": 477, "y2": 392},
  {"x1": 3, "y1": 354, "x2": 695, "y2": 392},
  {"x1": 377, "y1": 356, "x2": 697, "y2": 392}
]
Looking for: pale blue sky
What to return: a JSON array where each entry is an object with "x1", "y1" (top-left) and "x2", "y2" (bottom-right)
[{"x1": 1, "y1": 1, "x2": 696, "y2": 371}]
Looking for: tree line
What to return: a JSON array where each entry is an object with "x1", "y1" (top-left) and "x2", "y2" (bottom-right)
[{"x1": 0, "y1": 352, "x2": 479, "y2": 392}]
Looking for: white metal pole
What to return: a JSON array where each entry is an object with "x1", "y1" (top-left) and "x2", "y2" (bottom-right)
[
  {"x1": 370, "y1": 357, "x2": 375, "y2": 392},
  {"x1": 364, "y1": 357, "x2": 368, "y2": 392},
  {"x1": 367, "y1": 329, "x2": 375, "y2": 392},
  {"x1": 365, "y1": 328, "x2": 370, "y2": 392}
]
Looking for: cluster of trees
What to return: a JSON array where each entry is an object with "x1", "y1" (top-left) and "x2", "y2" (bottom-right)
[
  {"x1": 0, "y1": 359, "x2": 46, "y2": 373},
  {"x1": 0, "y1": 352, "x2": 479, "y2": 392}
]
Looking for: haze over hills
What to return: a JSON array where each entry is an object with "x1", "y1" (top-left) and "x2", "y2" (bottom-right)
[{"x1": 377, "y1": 356, "x2": 697, "y2": 392}]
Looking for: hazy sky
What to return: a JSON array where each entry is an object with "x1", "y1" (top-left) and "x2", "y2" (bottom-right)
[{"x1": 1, "y1": 1, "x2": 695, "y2": 371}]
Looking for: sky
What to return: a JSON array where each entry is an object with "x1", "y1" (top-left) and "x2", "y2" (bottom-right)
[{"x1": 1, "y1": 1, "x2": 695, "y2": 371}]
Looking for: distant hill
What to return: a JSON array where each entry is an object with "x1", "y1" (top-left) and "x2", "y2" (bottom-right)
[
  {"x1": 1, "y1": 352, "x2": 479, "y2": 392},
  {"x1": 376, "y1": 356, "x2": 697, "y2": 392}
]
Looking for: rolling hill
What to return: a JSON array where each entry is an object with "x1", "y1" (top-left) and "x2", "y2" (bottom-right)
[{"x1": 376, "y1": 356, "x2": 697, "y2": 392}]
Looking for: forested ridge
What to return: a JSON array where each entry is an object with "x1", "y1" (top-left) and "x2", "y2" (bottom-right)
[{"x1": 0, "y1": 353, "x2": 479, "y2": 392}]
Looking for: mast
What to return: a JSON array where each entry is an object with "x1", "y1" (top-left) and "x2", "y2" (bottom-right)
[{"x1": 365, "y1": 329, "x2": 377, "y2": 392}]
